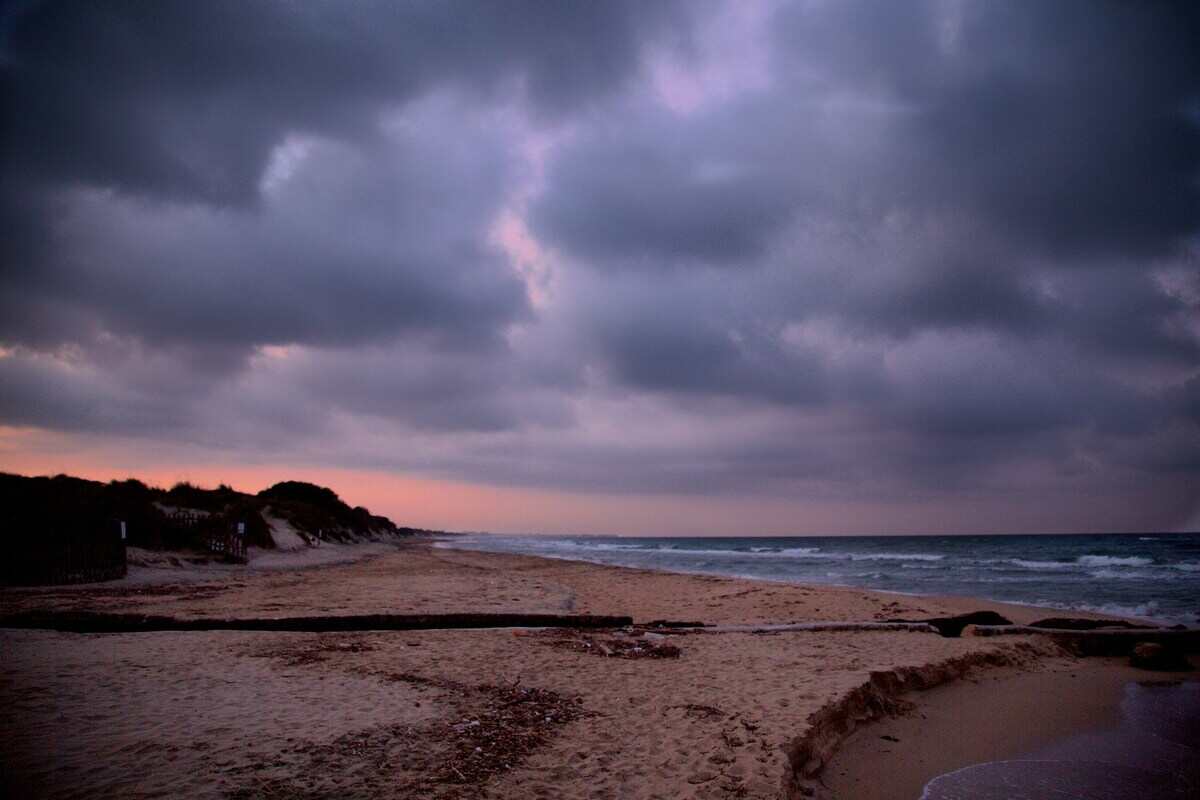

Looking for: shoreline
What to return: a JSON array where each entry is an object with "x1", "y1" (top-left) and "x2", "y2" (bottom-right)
[
  {"x1": 8, "y1": 533, "x2": 1171, "y2": 629},
  {"x1": 3, "y1": 537, "x2": 1131, "y2": 625},
  {"x1": 428, "y1": 539, "x2": 1148, "y2": 628},
  {"x1": 431, "y1": 534, "x2": 1190, "y2": 626},
  {"x1": 3, "y1": 541, "x2": 1193, "y2": 799}
]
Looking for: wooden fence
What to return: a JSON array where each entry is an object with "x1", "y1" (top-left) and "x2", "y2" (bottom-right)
[
  {"x1": 169, "y1": 510, "x2": 203, "y2": 528},
  {"x1": 203, "y1": 523, "x2": 248, "y2": 563},
  {"x1": 3, "y1": 515, "x2": 249, "y2": 586},
  {"x1": 3, "y1": 522, "x2": 127, "y2": 586}
]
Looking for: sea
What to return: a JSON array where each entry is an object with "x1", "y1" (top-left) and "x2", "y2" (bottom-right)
[{"x1": 437, "y1": 532, "x2": 1200, "y2": 626}]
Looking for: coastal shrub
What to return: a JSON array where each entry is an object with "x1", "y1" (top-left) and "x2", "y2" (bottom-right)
[
  {"x1": 164, "y1": 481, "x2": 240, "y2": 512},
  {"x1": 258, "y1": 481, "x2": 399, "y2": 540},
  {"x1": 2, "y1": 471, "x2": 412, "y2": 569}
]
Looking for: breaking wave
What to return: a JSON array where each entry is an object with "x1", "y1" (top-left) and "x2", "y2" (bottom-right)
[{"x1": 1075, "y1": 555, "x2": 1152, "y2": 567}]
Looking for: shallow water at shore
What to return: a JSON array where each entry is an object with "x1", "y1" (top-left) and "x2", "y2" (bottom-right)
[
  {"x1": 439, "y1": 533, "x2": 1200, "y2": 625},
  {"x1": 921, "y1": 680, "x2": 1200, "y2": 799}
]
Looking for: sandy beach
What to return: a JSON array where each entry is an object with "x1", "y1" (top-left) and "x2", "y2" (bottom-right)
[{"x1": 1, "y1": 540, "x2": 1192, "y2": 799}]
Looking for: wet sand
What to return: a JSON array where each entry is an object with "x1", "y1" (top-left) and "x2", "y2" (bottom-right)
[
  {"x1": 0, "y1": 540, "x2": 1169, "y2": 799},
  {"x1": 820, "y1": 660, "x2": 1193, "y2": 799}
]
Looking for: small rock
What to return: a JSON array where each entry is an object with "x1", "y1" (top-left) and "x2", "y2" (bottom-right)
[{"x1": 1130, "y1": 642, "x2": 1193, "y2": 671}]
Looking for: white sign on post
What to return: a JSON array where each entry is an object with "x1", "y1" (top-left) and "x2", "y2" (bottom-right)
[
  {"x1": 237, "y1": 522, "x2": 246, "y2": 536},
  {"x1": 120, "y1": 521, "x2": 126, "y2": 540}
]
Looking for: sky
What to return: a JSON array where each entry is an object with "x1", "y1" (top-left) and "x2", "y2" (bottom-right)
[{"x1": 1, "y1": 0, "x2": 1198, "y2": 536}]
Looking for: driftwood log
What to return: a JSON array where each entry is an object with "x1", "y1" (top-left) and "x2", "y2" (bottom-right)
[
  {"x1": 0, "y1": 610, "x2": 633, "y2": 634},
  {"x1": 887, "y1": 611, "x2": 1013, "y2": 637},
  {"x1": 969, "y1": 625, "x2": 1200, "y2": 656}
]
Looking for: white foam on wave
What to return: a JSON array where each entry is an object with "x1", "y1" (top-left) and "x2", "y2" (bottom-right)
[
  {"x1": 972, "y1": 576, "x2": 1054, "y2": 584},
  {"x1": 1008, "y1": 558, "x2": 1071, "y2": 569},
  {"x1": 1088, "y1": 569, "x2": 1167, "y2": 580},
  {"x1": 1015, "y1": 597, "x2": 1190, "y2": 625},
  {"x1": 1069, "y1": 600, "x2": 1163, "y2": 622},
  {"x1": 1075, "y1": 555, "x2": 1152, "y2": 567},
  {"x1": 721, "y1": 549, "x2": 937, "y2": 562},
  {"x1": 1006, "y1": 555, "x2": 1156, "y2": 570},
  {"x1": 747, "y1": 545, "x2": 823, "y2": 554},
  {"x1": 661, "y1": 546, "x2": 824, "y2": 558},
  {"x1": 848, "y1": 553, "x2": 944, "y2": 561},
  {"x1": 591, "y1": 543, "x2": 653, "y2": 551}
]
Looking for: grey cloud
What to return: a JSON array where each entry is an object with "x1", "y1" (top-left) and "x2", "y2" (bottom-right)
[
  {"x1": 878, "y1": 335, "x2": 1152, "y2": 440},
  {"x1": 279, "y1": 345, "x2": 575, "y2": 434},
  {"x1": 0, "y1": 349, "x2": 191, "y2": 435},
  {"x1": 1, "y1": 0, "x2": 690, "y2": 205},
  {"x1": 2, "y1": 99, "x2": 528, "y2": 360},
  {"x1": 534, "y1": 1, "x2": 1200, "y2": 270},
  {"x1": 531, "y1": 103, "x2": 810, "y2": 265},
  {"x1": 839, "y1": 252, "x2": 1047, "y2": 339},
  {"x1": 774, "y1": 0, "x2": 1200, "y2": 259},
  {"x1": 530, "y1": 0, "x2": 1198, "y2": 399},
  {"x1": 0, "y1": 0, "x2": 1197, "y2": 525}
]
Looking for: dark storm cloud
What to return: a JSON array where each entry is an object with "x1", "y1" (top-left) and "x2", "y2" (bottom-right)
[
  {"x1": 0, "y1": 0, "x2": 692, "y2": 440},
  {"x1": 0, "y1": 351, "x2": 183, "y2": 434},
  {"x1": 279, "y1": 345, "x2": 576, "y2": 434},
  {"x1": 1, "y1": 0, "x2": 688, "y2": 204},
  {"x1": 3, "y1": 113, "x2": 526, "y2": 356},
  {"x1": 530, "y1": 104, "x2": 808, "y2": 265},
  {"x1": 771, "y1": 0, "x2": 1200, "y2": 258},
  {"x1": 840, "y1": 252, "x2": 1046, "y2": 339},
  {"x1": 0, "y1": 0, "x2": 692, "y2": 355},
  {"x1": 595, "y1": 314, "x2": 826, "y2": 404},
  {"x1": 537, "y1": 1, "x2": 1200, "y2": 265},
  {"x1": 0, "y1": 0, "x2": 1197, "y2": 524},
  {"x1": 532, "y1": 0, "x2": 1200, "y2": 379}
]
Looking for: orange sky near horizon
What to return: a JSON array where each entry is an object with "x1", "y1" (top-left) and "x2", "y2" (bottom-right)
[
  {"x1": 0, "y1": 451, "x2": 856, "y2": 537},
  {"x1": 4, "y1": 424, "x2": 1196, "y2": 536}
]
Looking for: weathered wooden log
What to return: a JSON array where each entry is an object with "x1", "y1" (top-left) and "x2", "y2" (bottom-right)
[
  {"x1": 887, "y1": 610, "x2": 1013, "y2": 637},
  {"x1": 0, "y1": 610, "x2": 633, "y2": 634},
  {"x1": 1027, "y1": 617, "x2": 1144, "y2": 631},
  {"x1": 968, "y1": 625, "x2": 1200, "y2": 656},
  {"x1": 676, "y1": 622, "x2": 939, "y2": 634}
]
